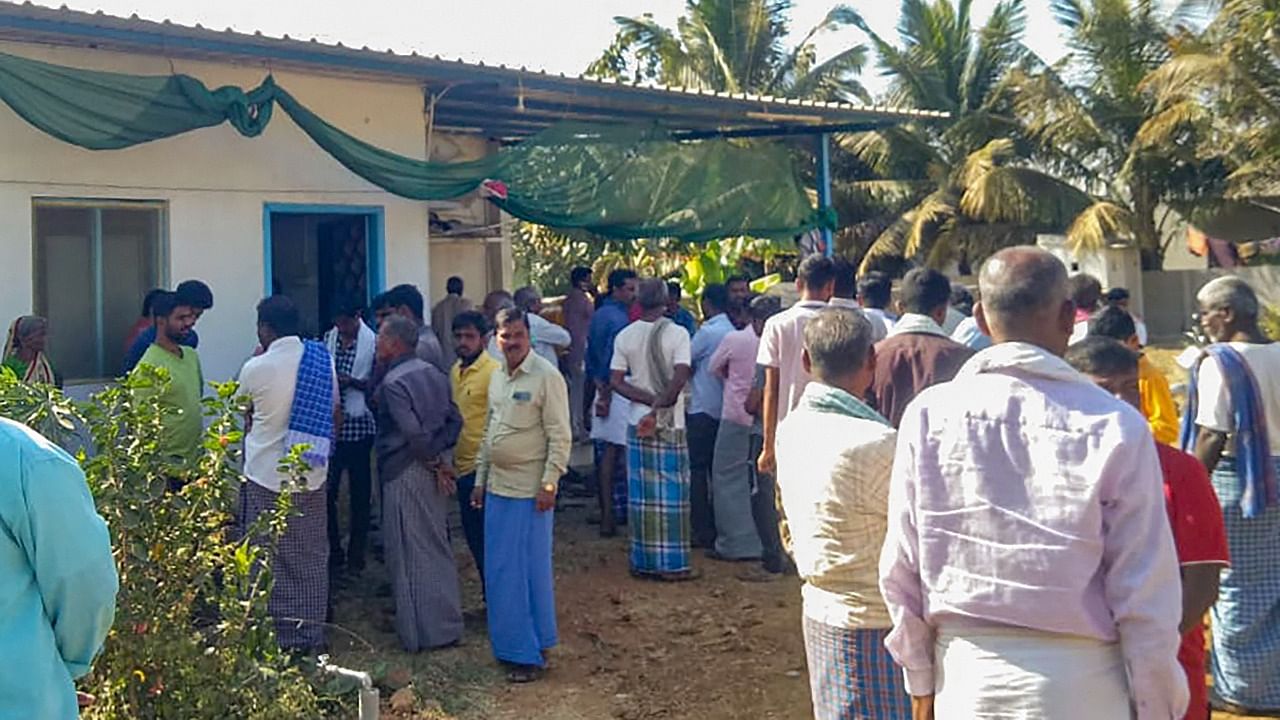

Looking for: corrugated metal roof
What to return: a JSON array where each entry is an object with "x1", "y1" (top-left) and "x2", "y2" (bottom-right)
[{"x1": 0, "y1": 0, "x2": 949, "y2": 139}]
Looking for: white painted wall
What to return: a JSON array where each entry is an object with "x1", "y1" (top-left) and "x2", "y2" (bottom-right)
[{"x1": 0, "y1": 41, "x2": 436, "y2": 384}]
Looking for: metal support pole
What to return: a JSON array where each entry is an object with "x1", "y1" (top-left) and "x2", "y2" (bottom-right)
[{"x1": 816, "y1": 133, "x2": 834, "y2": 257}]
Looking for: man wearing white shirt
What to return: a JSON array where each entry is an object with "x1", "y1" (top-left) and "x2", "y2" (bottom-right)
[
  {"x1": 756, "y1": 255, "x2": 835, "y2": 475},
  {"x1": 239, "y1": 295, "x2": 340, "y2": 652},
  {"x1": 514, "y1": 286, "x2": 571, "y2": 367}
]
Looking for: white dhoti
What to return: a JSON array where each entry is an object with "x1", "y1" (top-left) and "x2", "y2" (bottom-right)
[
  {"x1": 935, "y1": 627, "x2": 1131, "y2": 720},
  {"x1": 589, "y1": 392, "x2": 631, "y2": 446}
]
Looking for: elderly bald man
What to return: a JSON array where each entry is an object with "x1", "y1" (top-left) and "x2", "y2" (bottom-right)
[{"x1": 879, "y1": 246, "x2": 1186, "y2": 720}]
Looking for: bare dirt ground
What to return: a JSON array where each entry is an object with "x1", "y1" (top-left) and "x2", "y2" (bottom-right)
[{"x1": 326, "y1": 496, "x2": 812, "y2": 719}]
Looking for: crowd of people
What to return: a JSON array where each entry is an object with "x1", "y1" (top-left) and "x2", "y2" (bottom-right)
[{"x1": 3, "y1": 248, "x2": 1279, "y2": 719}]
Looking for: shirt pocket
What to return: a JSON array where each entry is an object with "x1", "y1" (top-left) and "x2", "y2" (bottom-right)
[{"x1": 501, "y1": 398, "x2": 541, "y2": 430}]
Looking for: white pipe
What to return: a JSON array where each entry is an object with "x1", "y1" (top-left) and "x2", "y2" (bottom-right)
[{"x1": 318, "y1": 655, "x2": 379, "y2": 720}]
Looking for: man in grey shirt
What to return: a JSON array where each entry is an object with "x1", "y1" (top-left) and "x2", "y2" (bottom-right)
[{"x1": 373, "y1": 314, "x2": 463, "y2": 652}]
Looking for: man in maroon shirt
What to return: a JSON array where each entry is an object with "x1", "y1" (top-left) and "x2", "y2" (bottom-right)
[{"x1": 869, "y1": 268, "x2": 974, "y2": 427}]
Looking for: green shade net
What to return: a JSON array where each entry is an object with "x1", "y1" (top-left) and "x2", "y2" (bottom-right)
[{"x1": 0, "y1": 49, "x2": 830, "y2": 241}]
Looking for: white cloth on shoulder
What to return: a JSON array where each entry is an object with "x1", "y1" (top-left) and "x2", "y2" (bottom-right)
[{"x1": 324, "y1": 321, "x2": 376, "y2": 418}]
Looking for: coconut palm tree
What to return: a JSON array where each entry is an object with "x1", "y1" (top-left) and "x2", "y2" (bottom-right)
[
  {"x1": 1003, "y1": 0, "x2": 1227, "y2": 267},
  {"x1": 587, "y1": 0, "x2": 871, "y2": 102},
  {"x1": 1141, "y1": 0, "x2": 1280, "y2": 201},
  {"x1": 850, "y1": 0, "x2": 1091, "y2": 272}
]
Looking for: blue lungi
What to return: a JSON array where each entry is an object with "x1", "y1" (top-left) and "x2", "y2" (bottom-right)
[
  {"x1": 802, "y1": 617, "x2": 911, "y2": 720},
  {"x1": 627, "y1": 426, "x2": 691, "y2": 576},
  {"x1": 484, "y1": 493, "x2": 557, "y2": 667},
  {"x1": 1211, "y1": 457, "x2": 1280, "y2": 710}
]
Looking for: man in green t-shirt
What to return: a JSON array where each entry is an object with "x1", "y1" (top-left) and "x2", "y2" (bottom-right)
[{"x1": 134, "y1": 290, "x2": 204, "y2": 467}]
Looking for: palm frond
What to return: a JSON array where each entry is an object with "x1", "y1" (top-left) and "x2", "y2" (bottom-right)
[
  {"x1": 686, "y1": 16, "x2": 744, "y2": 93},
  {"x1": 962, "y1": 0, "x2": 1027, "y2": 112},
  {"x1": 768, "y1": 4, "x2": 861, "y2": 95},
  {"x1": 1134, "y1": 98, "x2": 1208, "y2": 148},
  {"x1": 836, "y1": 178, "x2": 935, "y2": 214},
  {"x1": 1226, "y1": 157, "x2": 1280, "y2": 199},
  {"x1": 904, "y1": 190, "x2": 959, "y2": 257},
  {"x1": 858, "y1": 211, "x2": 916, "y2": 273},
  {"x1": 924, "y1": 221, "x2": 1037, "y2": 269},
  {"x1": 957, "y1": 137, "x2": 1018, "y2": 188},
  {"x1": 960, "y1": 165, "x2": 1094, "y2": 228},
  {"x1": 1051, "y1": 0, "x2": 1088, "y2": 30},
  {"x1": 1140, "y1": 52, "x2": 1232, "y2": 106},
  {"x1": 787, "y1": 44, "x2": 871, "y2": 102},
  {"x1": 1006, "y1": 67, "x2": 1114, "y2": 174},
  {"x1": 1065, "y1": 200, "x2": 1137, "y2": 252},
  {"x1": 838, "y1": 127, "x2": 942, "y2": 180}
]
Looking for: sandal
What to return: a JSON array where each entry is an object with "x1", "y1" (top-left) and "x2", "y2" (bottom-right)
[
  {"x1": 506, "y1": 664, "x2": 542, "y2": 683},
  {"x1": 630, "y1": 568, "x2": 702, "y2": 582}
]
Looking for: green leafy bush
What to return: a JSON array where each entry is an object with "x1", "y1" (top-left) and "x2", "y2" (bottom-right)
[
  {"x1": 1263, "y1": 304, "x2": 1280, "y2": 341},
  {"x1": 0, "y1": 367, "x2": 332, "y2": 719}
]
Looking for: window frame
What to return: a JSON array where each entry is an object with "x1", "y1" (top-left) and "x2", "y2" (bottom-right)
[{"x1": 31, "y1": 198, "x2": 170, "y2": 384}]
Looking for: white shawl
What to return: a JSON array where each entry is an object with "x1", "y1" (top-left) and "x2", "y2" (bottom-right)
[{"x1": 324, "y1": 321, "x2": 376, "y2": 417}]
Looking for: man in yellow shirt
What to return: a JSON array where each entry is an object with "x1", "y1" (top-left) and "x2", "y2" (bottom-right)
[
  {"x1": 442, "y1": 310, "x2": 499, "y2": 576},
  {"x1": 1089, "y1": 306, "x2": 1180, "y2": 445},
  {"x1": 471, "y1": 307, "x2": 571, "y2": 682}
]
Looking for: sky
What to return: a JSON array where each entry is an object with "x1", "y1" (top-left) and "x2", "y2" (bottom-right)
[{"x1": 49, "y1": 0, "x2": 1074, "y2": 99}]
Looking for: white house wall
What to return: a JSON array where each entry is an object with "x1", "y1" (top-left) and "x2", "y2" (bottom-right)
[{"x1": 0, "y1": 41, "x2": 437, "y2": 384}]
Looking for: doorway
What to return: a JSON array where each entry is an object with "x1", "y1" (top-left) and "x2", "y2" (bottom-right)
[{"x1": 264, "y1": 204, "x2": 384, "y2": 338}]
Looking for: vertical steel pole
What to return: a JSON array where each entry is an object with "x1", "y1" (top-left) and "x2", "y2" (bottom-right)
[{"x1": 816, "y1": 133, "x2": 834, "y2": 257}]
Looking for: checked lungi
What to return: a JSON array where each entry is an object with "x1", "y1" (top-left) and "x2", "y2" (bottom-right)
[
  {"x1": 238, "y1": 480, "x2": 329, "y2": 651},
  {"x1": 1210, "y1": 457, "x2": 1280, "y2": 711},
  {"x1": 485, "y1": 493, "x2": 558, "y2": 667},
  {"x1": 383, "y1": 462, "x2": 463, "y2": 652},
  {"x1": 802, "y1": 617, "x2": 910, "y2": 720},
  {"x1": 627, "y1": 425, "x2": 691, "y2": 576}
]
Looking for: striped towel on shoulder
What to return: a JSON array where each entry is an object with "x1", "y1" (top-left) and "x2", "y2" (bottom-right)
[{"x1": 285, "y1": 339, "x2": 335, "y2": 470}]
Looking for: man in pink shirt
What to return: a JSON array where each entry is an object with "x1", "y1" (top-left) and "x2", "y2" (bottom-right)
[{"x1": 879, "y1": 246, "x2": 1187, "y2": 720}]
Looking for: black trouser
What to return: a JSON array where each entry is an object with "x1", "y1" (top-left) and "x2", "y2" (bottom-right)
[
  {"x1": 685, "y1": 412, "x2": 720, "y2": 548},
  {"x1": 456, "y1": 471, "x2": 485, "y2": 577},
  {"x1": 749, "y1": 432, "x2": 785, "y2": 573},
  {"x1": 326, "y1": 437, "x2": 373, "y2": 569}
]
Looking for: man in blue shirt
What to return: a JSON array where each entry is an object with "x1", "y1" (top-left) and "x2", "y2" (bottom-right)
[
  {"x1": 665, "y1": 281, "x2": 698, "y2": 336},
  {"x1": 586, "y1": 268, "x2": 637, "y2": 537},
  {"x1": 687, "y1": 284, "x2": 734, "y2": 550},
  {"x1": 0, "y1": 418, "x2": 117, "y2": 718},
  {"x1": 122, "y1": 279, "x2": 214, "y2": 374}
]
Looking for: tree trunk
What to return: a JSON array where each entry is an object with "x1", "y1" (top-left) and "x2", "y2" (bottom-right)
[{"x1": 1131, "y1": 184, "x2": 1163, "y2": 271}]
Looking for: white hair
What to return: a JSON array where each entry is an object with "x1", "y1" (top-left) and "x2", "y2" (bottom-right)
[
  {"x1": 379, "y1": 314, "x2": 420, "y2": 350},
  {"x1": 1197, "y1": 276, "x2": 1259, "y2": 318}
]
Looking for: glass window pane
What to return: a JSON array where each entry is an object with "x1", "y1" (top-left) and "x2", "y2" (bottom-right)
[
  {"x1": 34, "y1": 206, "x2": 95, "y2": 382},
  {"x1": 33, "y1": 202, "x2": 164, "y2": 383},
  {"x1": 102, "y1": 207, "x2": 161, "y2": 376}
]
